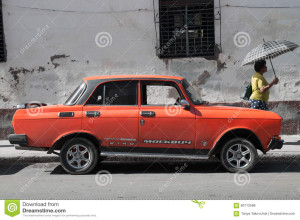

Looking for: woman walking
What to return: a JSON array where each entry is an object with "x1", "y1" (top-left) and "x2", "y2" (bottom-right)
[{"x1": 249, "y1": 60, "x2": 279, "y2": 110}]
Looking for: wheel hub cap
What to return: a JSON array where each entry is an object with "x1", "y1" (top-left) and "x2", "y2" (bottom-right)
[
  {"x1": 66, "y1": 144, "x2": 91, "y2": 169},
  {"x1": 226, "y1": 144, "x2": 251, "y2": 168}
]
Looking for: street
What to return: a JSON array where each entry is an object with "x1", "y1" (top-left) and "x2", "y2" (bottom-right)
[
  {"x1": 1, "y1": 136, "x2": 299, "y2": 200},
  {"x1": 1, "y1": 158, "x2": 300, "y2": 200}
]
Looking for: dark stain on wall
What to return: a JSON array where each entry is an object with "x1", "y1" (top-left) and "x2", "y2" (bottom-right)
[
  {"x1": 37, "y1": 66, "x2": 45, "y2": 72},
  {"x1": 192, "y1": 71, "x2": 211, "y2": 98},
  {"x1": 194, "y1": 70, "x2": 211, "y2": 85},
  {"x1": 217, "y1": 60, "x2": 226, "y2": 72},
  {"x1": 8, "y1": 66, "x2": 47, "y2": 86},
  {"x1": 50, "y1": 54, "x2": 70, "y2": 68},
  {"x1": 162, "y1": 59, "x2": 169, "y2": 70},
  {"x1": 0, "y1": 94, "x2": 9, "y2": 102},
  {"x1": 8, "y1": 67, "x2": 30, "y2": 86}
]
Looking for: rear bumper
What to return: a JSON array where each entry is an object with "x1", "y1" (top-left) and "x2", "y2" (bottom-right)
[
  {"x1": 8, "y1": 134, "x2": 27, "y2": 145},
  {"x1": 268, "y1": 138, "x2": 284, "y2": 150}
]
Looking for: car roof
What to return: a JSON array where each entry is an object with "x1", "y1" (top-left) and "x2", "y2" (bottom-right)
[{"x1": 83, "y1": 75, "x2": 184, "y2": 82}]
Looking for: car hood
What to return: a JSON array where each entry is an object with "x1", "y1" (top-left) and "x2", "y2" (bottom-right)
[{"x1": 193, "y1": 105, "x2": 282, "y2": 120}]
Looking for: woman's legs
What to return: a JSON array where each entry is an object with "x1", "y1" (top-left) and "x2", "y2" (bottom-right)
[{"x1": 249, "y1": 99, "x2": 269, "y2": 110}]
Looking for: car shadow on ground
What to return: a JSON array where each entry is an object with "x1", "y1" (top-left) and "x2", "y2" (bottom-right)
[
  {"x1": 0, "y1": 162, "x2": 31, "y2": 175},
  {"x1": 50, "y1": 159, "x2": 300, "y2": 175}
]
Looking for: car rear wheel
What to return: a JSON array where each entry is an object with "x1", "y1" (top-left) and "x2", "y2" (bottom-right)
[
  {"x1": 220, "y1": 138, "x2": 258, "y2": 173},
  {"x1": 60, "y1": 138, "x2": 99, "y2": 174}
]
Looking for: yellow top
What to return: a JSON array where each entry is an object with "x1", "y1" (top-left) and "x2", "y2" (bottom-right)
[{"x1": 250, "y1": 72, "x2": 269, "y2": 102}]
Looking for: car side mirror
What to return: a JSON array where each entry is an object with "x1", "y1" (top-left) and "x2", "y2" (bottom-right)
[{"x1": 180, "y1": 99, "x2": 190, "y2": 110}]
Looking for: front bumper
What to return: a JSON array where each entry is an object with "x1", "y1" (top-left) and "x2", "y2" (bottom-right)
[
  {"x1": 268, "y1": 137, "x2": 284, "y2": 150},
  {"x1": 8, "y1": 134, "x2": 27, "y2": 145}
]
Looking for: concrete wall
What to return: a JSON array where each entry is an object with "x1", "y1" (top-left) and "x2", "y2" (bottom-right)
[{"x1": 0, "y1": 0, "x2": 299, "y2": 137}]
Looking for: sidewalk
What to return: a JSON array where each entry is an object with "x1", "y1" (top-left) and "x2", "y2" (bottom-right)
[
  {"x1": 0, "y1": 140, "x2": 59, "y2": 163},
  {"x1": 0, "y1": 135, "x2": 299, "y2": 163}
]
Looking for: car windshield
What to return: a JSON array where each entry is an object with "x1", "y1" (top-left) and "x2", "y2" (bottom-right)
[
  {"x1": 181, "y1": 79, "x2": 205, "y2": 105},
  {"x1": 64, "y1": 82, "x2": 86, "y2": 105}
]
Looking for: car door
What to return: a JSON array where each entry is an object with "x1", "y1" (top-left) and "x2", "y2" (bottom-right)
[
  {"x1": 138, "y1": 80, "x2": 196, "y2": 151},
  {"x1": 82, "y1": 80, "x2": 139, "y2": 147}
]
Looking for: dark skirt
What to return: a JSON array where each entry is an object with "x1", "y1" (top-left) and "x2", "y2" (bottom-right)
[{"x1": 249, "y1": 99, "x2": 269, "y2": 111}]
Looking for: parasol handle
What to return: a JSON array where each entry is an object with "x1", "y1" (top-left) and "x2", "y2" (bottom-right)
[
  {"x1": 269, "y1": 57, "x2": 277, "y2": 78},
  {"x1": 263, "y1": 38, "x2": 277, "y2": 78}
]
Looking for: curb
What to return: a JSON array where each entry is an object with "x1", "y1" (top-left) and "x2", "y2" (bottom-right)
[
  {"x1": 0, "y1": 154, "x2": 300, "y2": 164},
  {"x1": 0, "y1": 156, "x2": 60, "y2": 163}
]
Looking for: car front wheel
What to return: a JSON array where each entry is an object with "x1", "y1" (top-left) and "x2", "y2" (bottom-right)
[
  {"x1": 60, "y1": 138, "x2": 99, "y2": 174},
  {"x1": 220, "y1": 138, "x2": 258, "y2": 173}
]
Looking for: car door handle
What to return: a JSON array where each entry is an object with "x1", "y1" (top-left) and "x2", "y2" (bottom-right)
[
  {"x1": 58, "y1": 112, "x2": 74, "y2": 117},
  {"x1": 140, "y1": 111, "x2": 155, "y2": 117},
  {"x1": 85, "y1": 111, "x2": 100, "y2": 117}
]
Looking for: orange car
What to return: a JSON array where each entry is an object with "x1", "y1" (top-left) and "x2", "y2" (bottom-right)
[{"x1": 8, "y1": 75, "x2": 284, "y2": 174}]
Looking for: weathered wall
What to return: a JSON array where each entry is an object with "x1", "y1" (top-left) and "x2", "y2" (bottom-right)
[{"x1": 0, "y1": 0, "x2": 299, "y2": 138}]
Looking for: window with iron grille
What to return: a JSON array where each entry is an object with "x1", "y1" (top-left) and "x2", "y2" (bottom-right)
[
  {"x1": 0, "y1": 0, "x2": 6, "y2": 62},
  {"x1": 158, "y1": 0, "x2": 215, "y2": 58}
]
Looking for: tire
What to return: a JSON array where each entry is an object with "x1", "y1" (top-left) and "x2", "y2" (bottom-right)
[
  {"x1": 220, "y1": 138, "x2": 258, "y2": 173},
  {"x1": 60, "y1": 138, "x2": 100, "y2": 175}
]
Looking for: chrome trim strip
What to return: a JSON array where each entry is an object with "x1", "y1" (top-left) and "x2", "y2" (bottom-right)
[{"x1": 101, "y1": 151, "x2": 209, "y2": 160}]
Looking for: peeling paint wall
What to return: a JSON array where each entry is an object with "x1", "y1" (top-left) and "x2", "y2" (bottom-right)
[{"x1": 0, "y1": 0, "x2": 299, "y2": 110}]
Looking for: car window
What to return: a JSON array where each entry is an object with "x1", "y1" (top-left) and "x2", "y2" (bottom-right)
[
  {"x1": 86, "y1": 81, "x2": 138, "y2": 105},
  {"x1": 141, "y1": 81, "x2": 182, "y2": 106},
  {"x1": 181, "y1": 79, "x2": 204, "y2": 105},
  {"x1": 64, "y1": 82, "x2": 87, "y2": 106}
]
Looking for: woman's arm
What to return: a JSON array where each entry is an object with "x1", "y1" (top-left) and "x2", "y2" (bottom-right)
[{"x1": 260, "y1": 77, "x2": 279, "y2": 93}]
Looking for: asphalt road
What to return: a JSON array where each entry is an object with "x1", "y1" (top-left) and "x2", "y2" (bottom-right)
[{"x1": 1, "y1": 159, "x2": 300, "y2": 200}]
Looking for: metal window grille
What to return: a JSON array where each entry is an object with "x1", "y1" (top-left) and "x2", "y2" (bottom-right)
[
  {"x1": 158, "y1": 0, "x2": 215, "y2": 58},
  {"x1": 0, "y1": 0, "x2": 6, "y2": 62}
]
